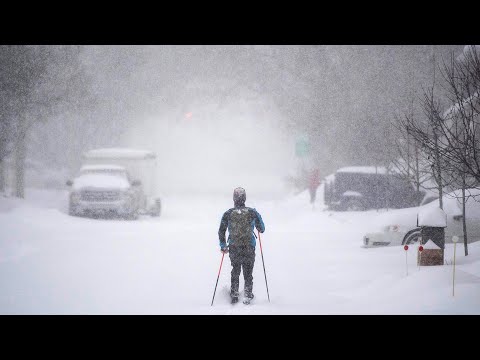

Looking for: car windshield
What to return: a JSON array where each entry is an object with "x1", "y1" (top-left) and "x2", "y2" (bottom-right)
[
  {"x1": 80, "y1": 168, "x2": 128, "y2": 179},
  {"x1": 334, "y1": 172, "x2": 379, "y2": 194}
]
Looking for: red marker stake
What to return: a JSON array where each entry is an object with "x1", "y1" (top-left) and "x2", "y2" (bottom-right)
[
  {"x1": 404, "y1": 245, "x2": 409, "y2": 276},
  {"x1": 418, "y1": 245, "x2": 423, "y2": 270}
]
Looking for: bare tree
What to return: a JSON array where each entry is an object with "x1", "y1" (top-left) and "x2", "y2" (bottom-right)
[
  {"x1": 0, "y1": 46, "x2": 51, "y2": 197},
  {"x1": 432, "y1": 46, "x2": 480, "y2": 255},
  {"x1": 0, "y1": 45, "x2": 87, "y2": 198},
  {"x1": 437, "y1": 48, "x2": 480, "y2": 185},
  {"x1": 400, "y1": 46, "x2": 480, "y2": 256},
  {"x1": 391, "y1": 105, "x2": 437, "y2": 206},
  {"x1": 396, "y1": 86, "x2": 451, "y2": 211}
]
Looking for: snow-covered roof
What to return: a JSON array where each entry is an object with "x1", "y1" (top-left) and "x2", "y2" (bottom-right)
[
  {"x1": 456, "y1": 45, "x2": 480, "y2": 62},
  {"x1": 80, "y1": 164, "x2": 126, "y2": 172},
  {"x1": 83, "y1": 148, "x2": 156, "y2": 160},
  {"x1": 337, "y1": 166, "x2": 387, "y2": 175},
  {"x1": 418, "y1": 206, "x2": 447, "y2": 227},
  {"x1": 423, "y1": 239, "x2": 441, "y2": 249},
  {"x1": 442, "y1": 91, "x2": 479, "y2": 118}
]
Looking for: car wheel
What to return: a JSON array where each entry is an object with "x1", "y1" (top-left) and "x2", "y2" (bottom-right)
[
  {"x1": 345, "y1": 199, "x2": 364, "y2": 211},
  {"x1": 402, "y1": 228, "x2": 421, "y2": 245}
]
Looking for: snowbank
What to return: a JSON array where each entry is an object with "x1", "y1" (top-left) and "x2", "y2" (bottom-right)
[{"x1": 1, "y1": 188, "x2": 479, "y2": 314}]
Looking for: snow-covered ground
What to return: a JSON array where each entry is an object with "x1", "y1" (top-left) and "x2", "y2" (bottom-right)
[{"x1": 1, "y1": 187, "x2": 479, "y2": 314}]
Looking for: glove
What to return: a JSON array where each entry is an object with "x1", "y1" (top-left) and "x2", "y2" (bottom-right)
[{"x1": 220, "y1": 247, "x2": 229, "y2": 254}]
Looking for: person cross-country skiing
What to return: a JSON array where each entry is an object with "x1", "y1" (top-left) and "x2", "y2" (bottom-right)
[{"x1": 218, "y1": 187, "x2": 265, "y2": 304}]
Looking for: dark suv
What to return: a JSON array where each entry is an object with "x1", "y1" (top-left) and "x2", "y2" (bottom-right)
[{"x1": 324, "y1": 167, "x2": 424, "y2": 211}]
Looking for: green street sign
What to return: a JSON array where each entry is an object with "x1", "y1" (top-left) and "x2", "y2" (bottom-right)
[{"x1": 295, "y1": 137, "x2": 310, "y2": 157}]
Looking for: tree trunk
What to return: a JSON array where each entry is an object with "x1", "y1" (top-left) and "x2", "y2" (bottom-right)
[
  {"x1": 433, "y1": 127, "x2": 443, "y2": 209},
  {"x1": 0, "y1": 128, "x2": 6, "y2": 193},
  {"x1": 415, "y1": 142, "x2": 420, "y2": 205},
  {"x1": 0, "y1": 158, "x2": 5, "y2": 194},
  {"x1": 407, "y1": 132, "x2": 411, "y2": 182},
  {"x1": 14, "y1": 117, "x2": 26, "y2": 199},
  {"x1": 375, "y1": 165, "x2": 379, "y2": 211},
  {"x1": 462, "y1": 171, "x2": 469, "y2": 256}
]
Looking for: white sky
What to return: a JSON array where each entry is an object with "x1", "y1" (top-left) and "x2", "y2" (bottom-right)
[
  {"x1": 1, "y1": 187, "x2": 479, "y2": 314},
  {"x1": 125, "y1": 104, "x2": 296, "y2": 197}
]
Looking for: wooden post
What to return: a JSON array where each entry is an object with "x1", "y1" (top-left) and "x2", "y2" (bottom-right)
[
  {"x1": 404, "y1": 245, "x2": 409, "y2": 276},
  {"x1": 452, "y1": 235, "x2": 459, "y2": 297}
]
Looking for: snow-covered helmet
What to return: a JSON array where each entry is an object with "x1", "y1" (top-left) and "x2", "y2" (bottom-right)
[{"x1": 233, "y1": 187, "x2": 246, "y2": 207}]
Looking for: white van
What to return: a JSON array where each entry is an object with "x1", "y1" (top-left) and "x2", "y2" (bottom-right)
[{"x1": 67, "y1": 148, "x2": 161, "y2": 219}]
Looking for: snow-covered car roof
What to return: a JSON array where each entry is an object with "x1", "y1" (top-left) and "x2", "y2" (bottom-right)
[
  {"x1": 80, "y1": 164, "x2": 127, "y2": 172},
  {"x1": 337, "y1": 166, "x2": 388, "y2": 174},
  {"x1": 72, "y1": 174, "x2": 130, "y2": 190},
  {"x1": 83, "y1": 148, "x2": 156, "y2": 160}
]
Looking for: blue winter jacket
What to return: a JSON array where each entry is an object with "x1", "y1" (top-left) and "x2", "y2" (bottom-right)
[{"x1": 218, "y1": 206, "x2": 265, "y2": 250}]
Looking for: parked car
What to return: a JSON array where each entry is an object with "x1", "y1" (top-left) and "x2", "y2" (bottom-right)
[
  {"x1": 324, "y1": 166, "x2": 426, "y2": 211},
  {"x1": 362, "y1": 188, "x2": 480, "y2": 247},
  {"x1": 67, "y1": 164, "x2": 141, "y2": 219},
  {"x1": 66, "y1": 148, "x2": 161, "y2": 219}
]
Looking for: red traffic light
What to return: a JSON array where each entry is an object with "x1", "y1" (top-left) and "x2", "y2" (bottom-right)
[
  {"x1": 418, "y1": 246, "x2": 424, "y2": 252},
  {"x1": 404, "y1": 245, "x2": 409, "y2": 251}
]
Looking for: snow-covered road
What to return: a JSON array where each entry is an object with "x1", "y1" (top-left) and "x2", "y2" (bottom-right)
[{"x1": 1, "y1": 188, "x2": 480, "y2": 314}]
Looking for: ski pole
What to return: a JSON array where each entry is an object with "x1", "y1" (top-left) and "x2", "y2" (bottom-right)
[
  {"x1": 211, "y1": 252, "x2": 225, "y2": 306},
  {"x1": 258, "y1": 230, "x2": 270, "y2": 302}
]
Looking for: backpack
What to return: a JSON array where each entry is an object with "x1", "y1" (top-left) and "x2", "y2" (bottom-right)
[{"x1": 229, "y1": 208, "x2": 252, "y2": 247}]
